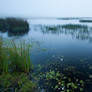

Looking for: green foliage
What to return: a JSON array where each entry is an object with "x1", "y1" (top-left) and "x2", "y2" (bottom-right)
[
  {"x1": 8, "y1": 40, "x2": 32, "y2": 73},
  {"x1": 0, "y1": 73, "x2": 37, "y2": 92},
  {"x1": 0, "y1": 37, "x2": 9, "y2": 73},
  {"x1": 37, "y1": 70, "x2": 85, "y2": 92},
  {"x1": 34, "y1": 61, "x2": 87, "y2": 92},
  {"x1": 19, "y1": 80, "x2": 37, "y2": 92},
  {"x1": 0, "y1": 37, "x2": 32, "y2": 73}
]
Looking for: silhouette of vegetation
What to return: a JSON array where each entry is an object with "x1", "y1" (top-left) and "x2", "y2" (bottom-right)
[
  {"x1": 0, "y1": 19, "x2": 8, "y2": 32},
  {"x1": 61, "y1": 24, "x2": 88, "y2": 30},
  {"x1": 35, "y1": 24, "x2": 92, "y2": 42},
  {"x1": 0, "y1": 18, "x2": 29, "y2": 36},
  {"x1": 79, "y1": 20, "x2": 92, "y2": 23}
]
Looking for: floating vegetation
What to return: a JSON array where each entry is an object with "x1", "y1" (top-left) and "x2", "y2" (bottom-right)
[
  {"x1": 0, "y1": 18, "x2": 29, "y2": 36},
  {"x1": 33, "y1": 60, "x2": 92, "y2": 92}
]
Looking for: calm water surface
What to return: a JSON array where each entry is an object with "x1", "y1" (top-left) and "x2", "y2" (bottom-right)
[{"x1": 0, "y1": 19, "x2": 92, "y2": 66}]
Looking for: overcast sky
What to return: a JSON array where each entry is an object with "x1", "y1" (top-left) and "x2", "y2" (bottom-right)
[{"x1": 0, "y1": 0, "x2": 92, "y2": 17}]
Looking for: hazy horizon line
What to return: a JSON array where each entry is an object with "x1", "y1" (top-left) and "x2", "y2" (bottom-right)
[{"x1": 0, "y1": 15, "x2": 92, "y2": 19}]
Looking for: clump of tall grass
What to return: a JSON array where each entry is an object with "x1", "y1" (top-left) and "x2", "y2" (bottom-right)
[
  {"x1": 0, "y1": 37, "x2": 32, "y2": 74},
  {"x1": 0, "y1": 37, "x2": 37, "y2": 92}
]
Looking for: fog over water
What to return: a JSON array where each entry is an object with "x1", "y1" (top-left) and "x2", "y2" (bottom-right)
[{"x1": 0, "y1": 0, "x2": 92, "y2": 17}]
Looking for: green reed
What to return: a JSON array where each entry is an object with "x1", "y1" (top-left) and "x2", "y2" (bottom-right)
[{"x1": 0, "y1": 37, "x2": 32, "y2": 74}]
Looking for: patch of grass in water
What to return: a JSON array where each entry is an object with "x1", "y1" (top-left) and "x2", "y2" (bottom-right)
[
  {"x1": 45, "y1": 26, "x2": 59, "y2": 31},
  {"x1": 61, "y1": 24, "x2": 88, "y2": 30},
  {"x1": 79, "y1": 20, "x2": 92, "y2": 23}
]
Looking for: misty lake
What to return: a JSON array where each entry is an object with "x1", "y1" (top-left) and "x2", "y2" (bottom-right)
[
  {"x1": 1, "y1": 19, "x2": 92, "y2": 64},
  {"x1": 0, "y1": 18, "x2": 92, "y2": 91}
]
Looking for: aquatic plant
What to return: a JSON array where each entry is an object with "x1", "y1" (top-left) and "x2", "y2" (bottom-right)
[
  {"x1": 33, "y1": 61, "x2": 89, "y2": 92},
  {"x1": 36, "y1": 70, "x2": 85, "y2": 92},
  {"x1": 61, "y1": 24, "x2": 88, "y2": 30},
  {"x1": 45, "y1": 26, "x2": 60, "y2": 31},
  {"x1": 0, "y1": 37, "x2": 33, "y2": 73}
]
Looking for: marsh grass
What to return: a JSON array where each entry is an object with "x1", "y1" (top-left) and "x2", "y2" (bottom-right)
[
  {"x1": 39, "y1": 24, "x2": 88, "y2": 33},
  {"x1": 61, "y1": 24, "x2": 88, "y2": 30},
  {"x1": 0, "y1": 37, "x2": 37, "y2": 92},
  {"x1": 0, "y1": 37, "x2": 32, "y2": 74}
]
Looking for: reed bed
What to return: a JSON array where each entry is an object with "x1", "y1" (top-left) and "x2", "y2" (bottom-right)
[
  {"x1": 0, "y1": 37, "x2": 32, "y2": 73},
  {"x1": 0, "y1": 37, "x2": 36, "y2": 92}
]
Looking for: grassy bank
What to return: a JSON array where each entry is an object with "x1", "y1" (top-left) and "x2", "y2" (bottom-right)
[{"x1": 0, "y1": 18, "x2": 29, "y2": 36}]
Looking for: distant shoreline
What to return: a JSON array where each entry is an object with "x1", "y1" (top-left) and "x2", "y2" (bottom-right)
[{"x1": 0, "y1": 16, "x2": 92, "y2": 20}]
